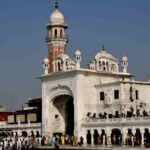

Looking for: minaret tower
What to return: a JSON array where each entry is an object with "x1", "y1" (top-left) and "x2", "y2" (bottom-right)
[{"x1": 46, "y1": 0, "x2": 68, "y2": 73}]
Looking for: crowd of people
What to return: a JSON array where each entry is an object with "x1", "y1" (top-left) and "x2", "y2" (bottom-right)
[
  {"x1": 0, "y1": 130, "x2": 150, "y2": 149},
  {"x1": 40, "y1": 134, "x2": 84, "y2": 148},
  {"x1": 0, "y1": 135, "x2": 42, "y2": 150},
  {"x1": 0, "y1": 134, "x2": 84, "y2": 150}
]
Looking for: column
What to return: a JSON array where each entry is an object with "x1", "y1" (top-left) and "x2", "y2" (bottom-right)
[
  {"x1": 27, "y1": 120, "x2": 31, "y2": 136},
  {"x1": 106, "y1": 128, "x2": 111, "y2": 145},
  {"x1": 141, "y1": 128, "x2": 144, "y2": 146},
  {"x1": 91, "y1": 129, "x2": 94, "y2": 145},
  {"x1": 122, "y1": 128, "x2": 127, "y2": 145},
  {"x1": 132, "y1": 128, "x2": 136, "y2": 146}
]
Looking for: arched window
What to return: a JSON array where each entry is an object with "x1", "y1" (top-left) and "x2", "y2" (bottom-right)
[
  {"x1": 54, "y1": 29, "x2": 58, "y2": 37},
  {"x1": 106, "y1": 62, "x2": 109, "y2": 71},
  {"x1": 66, "y1": 61, "x2": 68, "y2": 66},
  {"x1": 60, "y1": 29, "x2": 63, "y2": 37},
  {"x1": 102, "y1": 61, "x2": 106, "y2": 71},
  {"x1": 111, "y1": 65, "x2": 115, "y2": 72},
  {"x1": 99, "y1": 61, "x2": 101, "y2": 66},
  {"x1": 58, "y1": 62, "x2": 61, "y2": 71}
]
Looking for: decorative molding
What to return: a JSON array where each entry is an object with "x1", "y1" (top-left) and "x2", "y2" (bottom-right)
[{"x1": 47, "y1": 84, "x2": 73, "y2": 102}]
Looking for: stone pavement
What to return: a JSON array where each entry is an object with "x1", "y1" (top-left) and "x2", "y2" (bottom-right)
[{"x1": 37, "y1": 145, "x2": 148, "y2": 150}]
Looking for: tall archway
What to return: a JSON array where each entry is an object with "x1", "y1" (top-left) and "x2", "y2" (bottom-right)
[{"x1": 53, "y1": 95, "x2": 74, "y2": 135}]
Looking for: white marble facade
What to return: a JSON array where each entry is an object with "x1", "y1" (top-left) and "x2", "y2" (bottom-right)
[{"x1": 41, "y1": 4, "x2": 150, "y2": 144}]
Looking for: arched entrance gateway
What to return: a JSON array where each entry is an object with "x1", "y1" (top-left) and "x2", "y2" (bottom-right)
[{"x1": 52, "y1": 94, "x2": 74, "y2": 136}]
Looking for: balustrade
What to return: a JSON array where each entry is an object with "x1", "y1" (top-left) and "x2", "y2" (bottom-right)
[
  {"x1": 0, "y1": 123, "x2": 41, "y2": 129},
  {"x1": 83, "y1": 116, "x2": 150, "y2": 125}
]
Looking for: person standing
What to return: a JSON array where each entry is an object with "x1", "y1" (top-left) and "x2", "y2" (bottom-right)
[
  {"x1": 17, "y1": 139, "x2": 21, "y2": 150},
  {"x1": 79, "y1": 136, "x2": 84, "y2": 146},
  {"x1": 61, "y1": 134, "x2": 65, "y2": 145}
]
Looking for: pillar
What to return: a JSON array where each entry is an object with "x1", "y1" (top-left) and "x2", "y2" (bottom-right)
[
  {"x1": 91, "y1": 129, "x2": 94, "y2": 145},
  {"x1": 141, "y1": 128, "x2": 144, "y2": 146},
  {"x1": 132, "y1": 128, "x2": 136, "y2": 146},
  {"x1": 106, "y1": 128, "x2": 111, "y2": 145},
  {"x1": 27, "y1": 120, "x2": 31, "y2": 136},
  {"x1": 122, "y1": 128, "x2": 127, "y2": 145}
]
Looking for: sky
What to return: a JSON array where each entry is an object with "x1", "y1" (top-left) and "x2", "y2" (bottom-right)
[{"x1": 0, "y1": 0, "x2": 150, "y2": 111}]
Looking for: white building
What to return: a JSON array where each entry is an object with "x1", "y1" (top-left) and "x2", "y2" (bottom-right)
[
  {"x1": 41, "y1": 2, "x2": 150, "y2": 145},
  {"x1": 0, "y1": 98, "x2": 41, "y2": 137}
]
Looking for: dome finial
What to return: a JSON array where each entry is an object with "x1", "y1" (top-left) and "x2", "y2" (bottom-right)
[
  {"x1": 102, "y1": 44, "x2": 105, "y2": 51},
  {"x1": 55, "y1": 0, "x2": 59, "y2": 9}
]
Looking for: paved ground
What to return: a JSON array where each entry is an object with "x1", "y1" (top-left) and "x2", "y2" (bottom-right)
[{"x1": 37, "y1": 145, "x2": 149, "y2": 150}]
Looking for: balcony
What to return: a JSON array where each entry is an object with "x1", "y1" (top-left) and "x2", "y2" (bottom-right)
[
  {"x1": 45, "y1": 35, "x2": 68, "y2": 43},
  {"x1": 0, "y1": 122, "x2": 41, "y2": 130},
  {"x1": 82, "y1": 116, "x2": 150, "y2": 127}
]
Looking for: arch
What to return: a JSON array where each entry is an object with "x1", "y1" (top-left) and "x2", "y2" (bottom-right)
[
  {"x1": 58, "y1": 62, "x2": 61, "y2": 71},
  {"x1": 47, "y1": 85, "x2": 74, "y2": 135},
  {"x1": 111, "y1": 64, "x2": 116, "y2": 72},
  {"x1": 101, "y1": 129, "x2": 106, "y2": 145},
  {"x1": 99, "y1": 61, "x2": 101, "y2": 66},
  {"x1": 54, "y1": 29, "x2": 58, "y2": 37},
  {"x1": 106, "y1": 62, "x2": 109, "y2": 71},
  {"x1": 65, "y1": 61, "x2": 68, "y2": 66},
  {"x1": 49, "y1": 85, "x2": 73, "y2": 103},
  {"x1": 36, "y1": 131, "x2": 40, "y2": 137},
  {"x1": 111, "y1": 128, "x2": 122, "y2": 145},
  {"x1": 102, "y1": 61, "x2": 106, "y2": 71},
  {"x1": 60, "y1": 29, "x2": 63, "y2": 37},
  {"x1": 93, "y1": 129, "x2": 99, "y2": 144},
  {"x1": 22, "y1": 131, "x2": 27, "y2": 137},
  {"x1": 53, "y1": 95, "x2": 74, "y2": 135},
  {"x1": 144, "y1": 128, "x2": 150, "y2": 144},
  {"x1": 86, "y1": 130, "x2": 91, "y2": 144},
  {"x1": 31, "y1": 131, "x2": 35, "y2": 137},
  {"x1": 135, "y1": 128, "x2": 142, "y2": 146}
]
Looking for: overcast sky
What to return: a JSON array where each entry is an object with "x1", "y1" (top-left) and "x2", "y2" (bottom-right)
[{"x1": 0, "y1": 0, "x2": 150, "y2": 110}]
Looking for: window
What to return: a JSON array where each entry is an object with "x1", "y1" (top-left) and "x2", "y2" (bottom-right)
[
  {"x1": 114, "y1": 90, "x2": 119, "y2": 99},
  {"x1": 100, "y1": 92, "x2": 105, "y2": 101},
  {"x1": 99, "y1": 61, "x2": 101, "y2": 66},
  {"x1": 27, "y1": 113, "x2": 37, "y2": 122},
  {"x1": 111, "y1": 66, "x2": 114, "y2": 71},
  {"x1": 58, "y1": 62, "x2": 61, "y2": 71},
  {"x1": 66, "y1": 61, "x2": 68, "y2": 66},
  {"x1": 60, "y1": 29, "x2": 63, "y2": 37},
  {"x1": 54, "y1": 29, "x2": 57, "y2": 37},
  {"x1": 135, "y1": 90, "x2": 139, "y2": 100}
]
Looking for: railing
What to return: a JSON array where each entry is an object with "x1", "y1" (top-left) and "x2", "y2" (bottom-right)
[
  {"x1": 0, "y1": 123, "x2": 41, "y2": 129},
  {"x1": 45, "y1": 35, "x2": 68, "y2": 42},
  {"x1": 82, "y1": 116, "x2": 150, "y2": 126}
]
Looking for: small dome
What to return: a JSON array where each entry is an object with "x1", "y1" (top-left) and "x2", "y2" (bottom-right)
[
  {"x1": 43, "y1": 58, "x2": 49, "y2": 64},
  {"x1": 122, "y1": 55, "x2": 128, "y2": 62},
  {"x1": 57, "y1": 53, "x2": 70, "y2": 61},
  {"x1": 94, "y1": 50, "x2": 116, "y2": 61},
  {"x1": 74, "y1": 50, "x2": 81, "y2": 56},
  {"x1": 50, "y1": 9, "x2": 64, "y2": 25}
]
